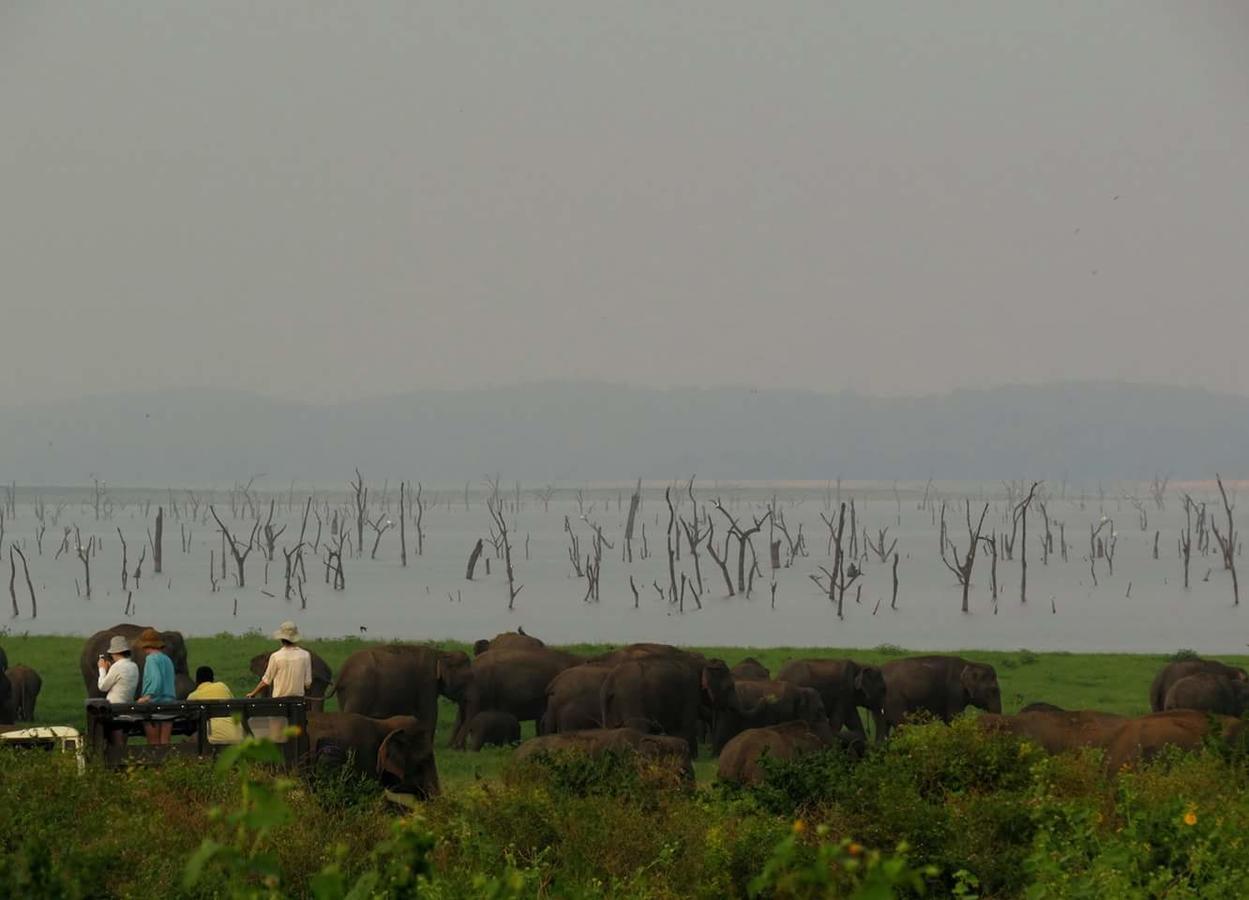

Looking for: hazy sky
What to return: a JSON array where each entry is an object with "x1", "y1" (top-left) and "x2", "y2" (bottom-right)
[{"x1": 3, "y1": 2, "x2": 1248, "y2": 404}]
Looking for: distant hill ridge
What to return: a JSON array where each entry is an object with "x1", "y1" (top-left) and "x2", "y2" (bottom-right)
[{"x1": 0, "y1": 381, "x2": 1245, "y2": 484}]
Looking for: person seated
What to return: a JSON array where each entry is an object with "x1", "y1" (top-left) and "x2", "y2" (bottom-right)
[{"x1": 186, "y1": 666, "x2": 244, "y2": 745}]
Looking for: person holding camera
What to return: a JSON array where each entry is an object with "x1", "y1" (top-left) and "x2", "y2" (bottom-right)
[{"x1": 97, "y1": 635, "x2": 139, "y2": 748}]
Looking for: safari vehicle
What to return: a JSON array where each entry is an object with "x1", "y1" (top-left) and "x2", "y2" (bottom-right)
[{"x1": 0, "y1": 725, "x2": 86, "y2": 775}]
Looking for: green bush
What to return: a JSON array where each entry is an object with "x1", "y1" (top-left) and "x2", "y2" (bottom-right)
[{"x1": 12, "y1": 713, "x2": 1249, "y2": 897}]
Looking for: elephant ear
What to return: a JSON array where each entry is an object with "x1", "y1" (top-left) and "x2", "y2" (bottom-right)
[
  {"x1": 377, "y1": 729, "x2": 409, "y2": 781},
  {"x1": 958, "y1": 665, "x2": 978, "y2": 700}
]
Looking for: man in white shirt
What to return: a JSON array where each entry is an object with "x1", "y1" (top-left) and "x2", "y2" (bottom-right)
[
  {"x1": 246, "y1": 621, "x2": 312, "y2": 742},
  {"x1": 97, "y1": 635, "x2": 139, "y2": 748}
]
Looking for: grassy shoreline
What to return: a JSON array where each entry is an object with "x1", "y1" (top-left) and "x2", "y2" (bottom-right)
[
  {"x1": 9, "y1": 634, "x2": 1230, "y2": 734},
  {"x1": 5, "y1": 633, "x2": 1237, "y2": 786}
]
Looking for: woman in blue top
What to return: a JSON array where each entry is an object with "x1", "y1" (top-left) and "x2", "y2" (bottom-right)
[{"x1": 136, "y1": 628, "x2": 177, "y2": 745}]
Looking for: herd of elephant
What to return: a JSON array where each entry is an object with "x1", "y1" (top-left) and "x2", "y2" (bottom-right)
[{"x1": 0, "y1": 622, "x2": 1238, "y2": 798}]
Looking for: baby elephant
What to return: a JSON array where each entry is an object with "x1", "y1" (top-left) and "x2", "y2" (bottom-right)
[
  {"x1": 464, "y1": 710, "x2": 521, "y2": 751},
  {"x1": 6, "y1": 665, "x2": 42, "y2": 722}
]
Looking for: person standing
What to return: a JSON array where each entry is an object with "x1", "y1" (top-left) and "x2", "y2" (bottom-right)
[
  {"x1": 136, "y1": 628, "x2": 177, "y2": 745},
  {"x1": 245, "y1": 621, "x2": 312, "y2": 741},
  {"x1": 97, "y1": 635, "x2": 139, "y2": 749},
  {"x1": 187, "y1": 666, "x2": 244, "y2": 745}
]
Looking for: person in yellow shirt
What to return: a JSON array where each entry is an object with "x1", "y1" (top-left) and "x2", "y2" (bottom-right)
[{"x1": 187, "y1": 666, "x2": 244, "y2": 745}]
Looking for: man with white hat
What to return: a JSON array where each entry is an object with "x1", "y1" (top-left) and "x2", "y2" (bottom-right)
[
  {"x1": 245, "y1": 620, "x2": 312, "y2": 742},
  {"x1": 97, "y1": 634, "x2": 140, "y2": 748},
  {"x1": 97, "y1": 635, "x2": 139, "y2": 703}
]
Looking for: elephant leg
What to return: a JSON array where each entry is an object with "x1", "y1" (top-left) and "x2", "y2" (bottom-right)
[
  {"x1": 449, "y1": 702, "x2": 474, "y2": 749},
  {"x1": 843, "y1": 706, "x2": 868, "y2": 741},
  {"x1": 871, "y1": 708, "x2": 891, "y2": 744}
]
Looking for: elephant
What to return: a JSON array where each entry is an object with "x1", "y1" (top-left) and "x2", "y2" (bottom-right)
[
  {"x1": 473, "y1": 630, "x2": 545, "y2": 656},
  {"x1": 731, "y1": 658, "x2": 771, "y2": 681},
  {"x1": 600, "y1": 656, "x2": 739, "y2": 756},
  {"x1": 541, "y1": 663, "x2": 615, "y2": 733},
  {"x1": 5, "y1": 665, "x2": 42, "y2": 722},
  {"x1": 249, "y1": 650, "x2": 334, "y2": 709},
  {"x1": 717, "y1": 721, "x2": 864, "y2": 786},
  {"x1": 977, "y1": 709, "x2": 1127, "y2": 755},
  {"x1": 0, "y1": 665, "x2": 11, "y2": 725},
  {"x1": 449, "y1": 648, "x2": 584, "y2": 749},
  {"x1": 711, "y1": 680, "x2": 833, "y2": 754},
  {"x1": 1150, "y1": 659, "x2": 1249, "y2": 712},
  {"x1": 463, "y1": 710, "x2": 521, "y2": 751},
  {"x1": 872, "y1": 656, "x2": 1001, "y2": 740},
  {"x1": 80, "y1": 624, "x2": 193, "y2": 700},
  {"x1": 1019, "y1": 702, "x2": 1066, "y2": 713},
  {"x1": 330, "y1": 645, "x2": 470, "y2": 740},
  {"x1": 0, "y1": 645, "x2": 8, "y2": 674},
  {"x1": 305, "y1": 712, "x2": 439, "y2": 799},
  {"x1": 776, "y1": 658, "x2": 887, "y2": 740},
  {"x1": 513, "y1": 727, "x2": 693, "y2": 780},
  {"x1": 1163, "y1": 672, "x2": 1249, "y2": 716},
  {"x1": 588, "y1": 643, "x2": 702, "y2": 667},
  {"x1": 1103, "y1": 709, "x2": 1249, "y2": 774}
]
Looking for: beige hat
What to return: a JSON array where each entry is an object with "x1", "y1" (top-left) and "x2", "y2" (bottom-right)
[
  {"x1": 106, "y1": 635, "x2": 131, "y2": 655},
  {"x1": 273, "y1": 621, "x2": 302, "y2": 643}
]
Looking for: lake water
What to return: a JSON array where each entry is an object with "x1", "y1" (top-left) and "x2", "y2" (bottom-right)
[{"x1": 2, "y1": 482, "x2": 1242, "y2": 653}]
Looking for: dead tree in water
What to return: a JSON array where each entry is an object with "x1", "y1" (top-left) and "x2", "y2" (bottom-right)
[
  {"x1": 132, "y1": 544, "x2": 146, "y2": 590},
  {"x1": 772, "y1": 507, "x2": 807, "y2": 566},
  {"x1": 74, "y1": 527, "x2": 95, "y2": 598},
  {"x1": 210, "y1": 506, "x2": 259, "y2": 589},
  {"x1": 153, "y1": 507, "x2": 163, "y2": 574},
  {"x1": 465, "y1": 538, "x2": 484, "y2": 580},
  {"x1": 1180, "y1": 494, "x2": 1195, "y2": 590},
  {"x1": 1037, "y1": 502, "x2": 1053, "y2": 565},
  {"x1": 324, "y1": 533, "x2": 347, "y2": 590},
  {"x1": 623, "y1": 479, "x2": 642, "y2": 563},
  {"x1": 1212, "y1": 474, "x2": 1239, "y2": 606},
  {"x1": 705, "y1": 521, "x2": 735, "y2": 597},
  {"x1": 866, "y1": 527, "x2": 897, "y2": 564},
  {"x1": 282, "y1": 543, "x2": 304, "y2": 601},
  {"x1": 351, "y1": 469, "x2": 368, "y2": 558},
  {"x1": 260, "y1": 500, "x2": 286, "y2": 562},
  {"x1": 367, "y1": 511, "x2": 393, "y2": 559},
  {"x1": 713, "y1": 499, "x2": 771, "y2": 594},
  {"x1": 1151, "y1": 474, "x2": 1169, "y2": 510},
  {"x1": 563, "y1": 517, "x2": 583, "y2": 577},
  {"x1": 1088, "y1": 518, "x2": 1110, "y2": 585},
  {"x1": 117, "y1": 528, "x2": 129, "y2": 591},
  {"x1": 1014, "y1": 482, "x2": 1040, "y2": 604},
  {"x1": 982, "y1": 530, "x2": 999, "y2": 606},
  {"x1": 12, "y1": 545, "x2": 35, "y2": 618},
  {"x1": 891, "y1": 552, "x2": 900, "y2": 610},
  {"x1": 665, "y1": 489, "x2": 680, "y2": 602},
  {"x1": 581, "y1": 519, "x2": 611, "y2": 602},
  {"x1": 680, "y1": 511, "x2": 709, "y2": 595},
  {"x1": 487, "y1": 500, "x2": 522, "y2": 609},
  {"x1": 7, "y1": 548, "x2": 17, "y2": 618},
  {"x1": 399, "y1": 482, "x2": 408, "y2": 567},
  {"x1": 940, "y1": 500, "x2": 990, "y2": 614},
  {"x1": 813, "y1": 502, "x2": 859, "y2": 619}
]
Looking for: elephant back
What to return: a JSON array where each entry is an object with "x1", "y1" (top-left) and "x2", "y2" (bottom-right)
[
  {"x1": 80, "y1": 623, "x2": 192, "y2": 699},
  {"x1": 334, "y1": 645, "x2": 442, "y2": 717}
]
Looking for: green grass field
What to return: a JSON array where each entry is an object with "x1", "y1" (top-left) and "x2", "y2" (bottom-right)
[{"x1": 5, "y1": 633, "x2": 1235, "y2": 786}]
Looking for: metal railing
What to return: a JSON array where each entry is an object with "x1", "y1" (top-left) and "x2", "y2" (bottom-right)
[{"x1": 84, "y1": 697, "x2": 310, "y2": 766}]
